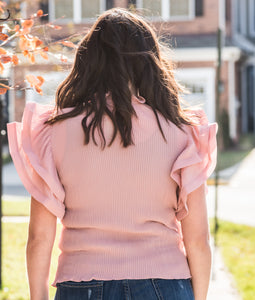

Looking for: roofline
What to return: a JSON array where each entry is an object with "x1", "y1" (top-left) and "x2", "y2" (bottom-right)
[{"x1": 233, "y1": 33, "x2": 255, "y2": 54}]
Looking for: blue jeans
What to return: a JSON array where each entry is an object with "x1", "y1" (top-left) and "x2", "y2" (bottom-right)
[{"x1": 54, "y1": 278, "x2": 195, "y2": 300}]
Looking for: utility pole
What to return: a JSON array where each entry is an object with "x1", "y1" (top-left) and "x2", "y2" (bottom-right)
[
  {"x1": 212, "y1": 0, "x2": 225, "y2": 281},
  {"x1": 214, "y1": 28, "x2": 222, "y2": 246},
  {"x1": 0, "y1": 95, "x2": 3, "y2": 289},
  {"x1": 214, "y1": 0, "x2": 225, "y2": 248}
]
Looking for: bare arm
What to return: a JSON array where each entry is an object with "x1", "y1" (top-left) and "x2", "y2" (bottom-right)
[
  {"x1": 181, "y1": 184, "x2": 211, "y2": 300},
  {"x1": 26, "y1": 197, "x2": 57, "y2": 300}
]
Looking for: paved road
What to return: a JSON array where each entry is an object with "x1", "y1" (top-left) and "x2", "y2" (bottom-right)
[
  {"x1": 207, "y1": 149, "x2": 255, "y2": 227},
  {"x1": 3, "y1": 161, "x2": 29, "y2": 197},
  {"x1": 207, "y1": 185, "x2": 255, "y2": 226}
]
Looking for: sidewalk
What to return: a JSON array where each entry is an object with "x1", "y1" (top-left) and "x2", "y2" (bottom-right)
[
  {"x1": 207, "y1": 148, "x2": 255, "y2": 300},
  {"x1": 207, "y1": 245, "x2": 241, "y2": 300},
  {"x1": 229, "y1": 148, "x2": 255, "y2": 188}
]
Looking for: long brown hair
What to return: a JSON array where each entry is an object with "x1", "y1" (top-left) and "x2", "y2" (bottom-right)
[{"x1": 45, "y1": 8, "x2": 191, "y2": 148}]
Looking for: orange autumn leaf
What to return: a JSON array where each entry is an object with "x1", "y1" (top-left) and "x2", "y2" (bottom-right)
[
  {"x1": 0, "y1": 62, "x2": 3, "y2": 74},
  {"x1": 26, "y1": 74, "x2": 44, "y2": 95},
  {"x1": 22, "y1": 19, "x2": 34, "y2": 29},
  {"x1": 14, "y1": 24, "x2": 20, "y2": 32},
  {"x1": 0, "y1": 47, "x2": 6, "y2": 54},
  {"x1": 47, "y1": 24, "x2": 62, "y2": 30},
  {"x1": 23, "y1": 50, "x2": 29, "y2": 56},
  {"x1": 19, "y1": 36, "x2": 29, "y2": 50},
  {"x1": 19, "y1": 35, "x2": 25, "y2": 47},
  {"x1": 1, "y1": 55, "x2": 12, "y2": 64},
  {"x1": 34, "y1": 38, "x2": 43, "y2": 48},
  {"x1": 0, "y1": 1, "x2": 5, "y2": 15},
  {"x1": 60, "y1": 55, "x2": 68, "y2": 62},
  {"x1": 20, "y1": 34, "x2": 43, "y2": 51},
  {"x1": 0, "y1": 88, "x2": 7, "y2": 95},
  {"x1": 36, "y1": 76, "x2": 44, "y2": 86},
  {"x1": 43, "y1": 46, "x2": 48, "y2": 52},
  {"x1": 28, "y1": 53, "x2": 35, "y2": 63},
  {"x1": 12, "y1": 55, "x2": 19, "y2": 65},
  {"x1": 53, "y1": 25, "x2": 62, "y2": 30},
  {"x1": 61, "y1": 40, "x2": 77, "y2": 48},
  {"x1": 0, "y1": 33, "x2": 8, "y2": 41},
  {"x1": 19, "y1": 27, "x2": 30, "y2": 35},
  {"x1": 26, "y1": 74, "x2": 37, "y2": 87},
  {"x1": 37, "y1": 9, "x2": 43, "y2": 17},
  {"x1": 26, "y1": 74, "x2": 45, "y2": 87},
  {"x1": 39, "y1": 50, "x2": 48, "y2": 60},
  {"x1": 35, "y1": 85, "x2": 43, "y2": 95}
]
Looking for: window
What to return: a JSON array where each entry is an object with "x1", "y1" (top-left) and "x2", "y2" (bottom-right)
[
  {"x1": 50, "y1": 0, "x2": 198, "y2": 22},
  {"x1": 254, "y1": 0, "x2": 255, "y2": 31},
  {"x1": 170, "y1": 0, "x2": 189, "y2": 17},
  {"x1": 235, "y1": 0, "x2": 241, "y2": 33},
  {"x1": 137, "y1": 0, "x2": 195, "y2": 21},
  {"x1": 82, "y1": 0, "x2": 100, "y2": 19},
  {"x1": 128, "y1": 0, "x2": 137, "y2": 5},
  {"x1": 176, "y1": 68, "x2": 216, "y2": 122},
  {"x1": 106, "y1": 0, "x2": 114, "y2": 10},
  {"x1": 249, "y1": 0, "x2": 255, "y2": 37},
  {"x1": 246, "y1": 66, "x2": 255, "y2": 131},
  {"x1": 55, "y1": 0, "x2": 73, "y2": 19},
  {"x1": 50, "y1": 0, "x2": 104, "y2": 22},
  {"x1": 233, "y1": 0, "x2": 255, "y2": 36},
  {"x1": 195, "y1": 0, "x2": 203, "y2": 16},
  {"x1": 142, "y1": 0, "x2": 161, "y2": 17},
  {"x1": 40, "y1": 0, "x2": 49, "y2": 22}
]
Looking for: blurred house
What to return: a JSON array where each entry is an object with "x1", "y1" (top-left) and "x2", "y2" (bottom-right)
[
  {"x1": 231, "y1": 0, "x2": 255, "y2": 136},
  {"x1": 7, "y1": 0, "x2": 255, "y2": 145}
]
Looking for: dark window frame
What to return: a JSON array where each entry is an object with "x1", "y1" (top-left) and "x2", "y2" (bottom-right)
[
  {"x1": 195, "y1": 0, "x2": 203, "y2": 16},
  {"x1": 106, "y1": 0, "x2": 114, "y2": 10},
  {"x1": 40, "y1": 0, "x2": 49, "y2": 22},
  {"x1": 128, "y1": 0, "x2": 137, "y2": 5}
]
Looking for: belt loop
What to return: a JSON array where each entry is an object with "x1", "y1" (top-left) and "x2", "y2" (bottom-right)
[{"x1": 122, "y1": 279, "x2": 131, "y2": 300}]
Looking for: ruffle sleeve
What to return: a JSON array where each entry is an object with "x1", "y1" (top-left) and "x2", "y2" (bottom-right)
[
  {"x1": 171, "y1": 110, "x2": 217, "y2": 221},
  {"x1": 7, "y1": 102, "x2": 65, "y2": 219}
]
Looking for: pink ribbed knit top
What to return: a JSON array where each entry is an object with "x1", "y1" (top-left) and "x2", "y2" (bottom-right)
[{"x1": 7, "y1": 95, "x2": 217, "y2": 287}]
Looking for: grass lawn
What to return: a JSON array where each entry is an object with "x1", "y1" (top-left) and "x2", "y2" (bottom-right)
[
  {"x1": 216, "y1": 132, "x2": 255, "y2": 171},
  {"x1": 0, "y1": 223, "x2": 61, "y2": 300},
  {"x1": 212, "y1": 220, "x2": 255, "y2": 300},
  {"x1": 2, "y1": 199, "x2": 30, "y2": 217},
  {"x1": 217, "y1": 149, "x2": 250, "y2": 171},
  {"x1": 2, "y1": 155, "x2": 12, "y2": 166}
]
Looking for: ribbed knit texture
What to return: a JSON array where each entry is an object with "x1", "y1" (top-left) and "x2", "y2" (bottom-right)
[{"x1": 7, "y1": 96, "x2": 217, "y2": 287}]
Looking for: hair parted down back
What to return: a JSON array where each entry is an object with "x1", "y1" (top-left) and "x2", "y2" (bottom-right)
[{"x1": 45, "y1": 8, "x2": 192, "y2": 148}]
